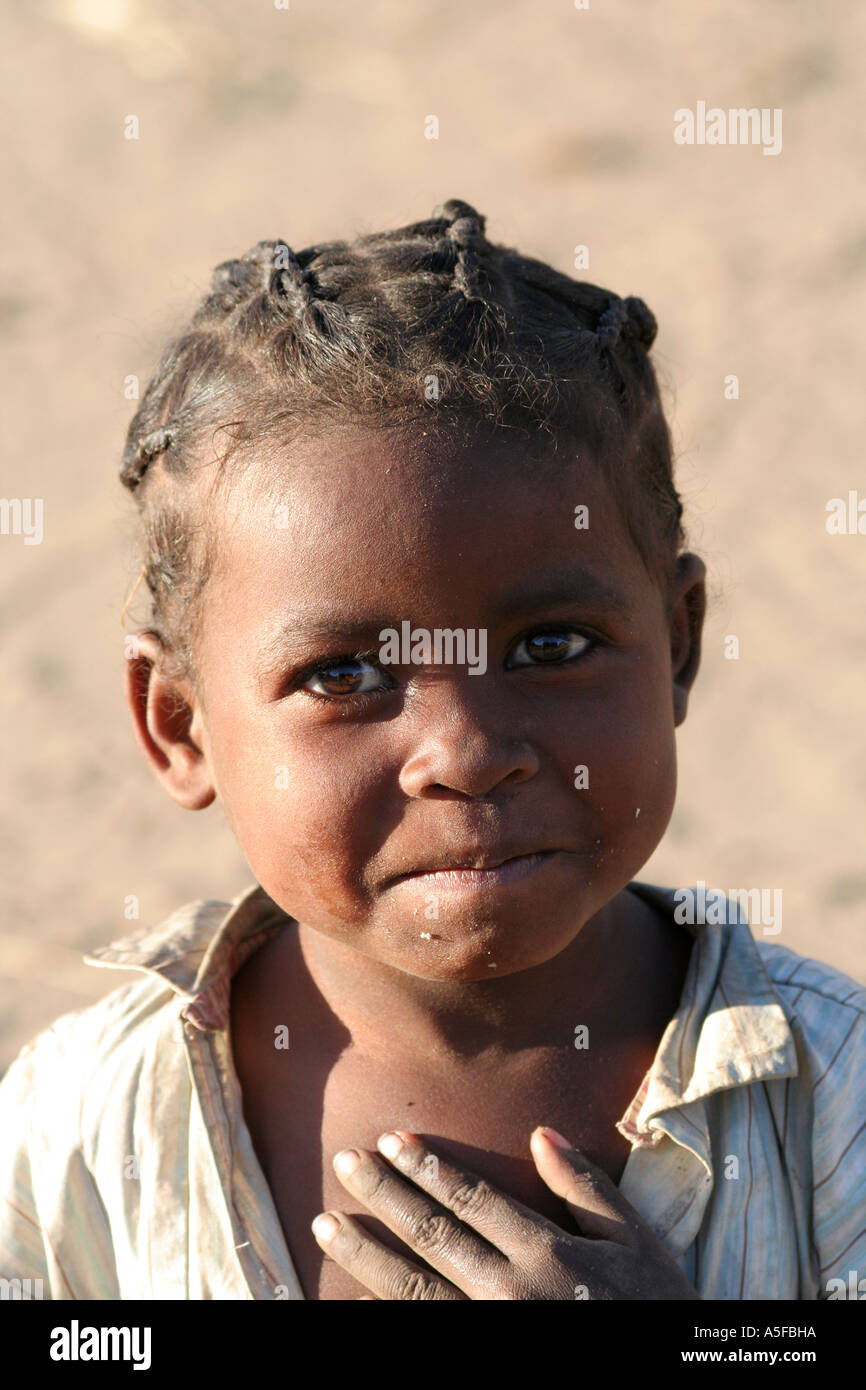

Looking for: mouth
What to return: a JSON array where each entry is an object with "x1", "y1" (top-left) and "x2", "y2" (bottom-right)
[{"x1": 387, "y1": 850, "x2": 563, "y2": 891}]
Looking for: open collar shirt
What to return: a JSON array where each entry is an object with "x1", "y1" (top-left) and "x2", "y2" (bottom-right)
[{"x1": 1, "y1": 880, "x2": 864, "y2": 1300}]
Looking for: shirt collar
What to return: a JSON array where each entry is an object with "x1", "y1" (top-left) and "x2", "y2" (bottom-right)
[
  {"x1": 619, "y1": 881, "x2": 799, "y2": 1150},
  {"x1": 83, "y1": 879, "x2": 799, "y2": 1110},
  {"x1": 82, "y1": 882, "x2": 290, "y2": 1031}
]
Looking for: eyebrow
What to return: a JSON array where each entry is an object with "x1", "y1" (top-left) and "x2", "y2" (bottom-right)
[{"x1": 254, "y1": 570, "x2": 632, "y2": 678}]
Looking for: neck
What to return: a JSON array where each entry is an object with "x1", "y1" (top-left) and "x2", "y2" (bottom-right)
[{"x1": 294, "y1": 888, "x2": 649, "y2": 1064}]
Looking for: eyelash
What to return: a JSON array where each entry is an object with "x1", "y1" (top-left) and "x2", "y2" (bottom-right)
[
  {"x1": 293, "y1": 648, "x2": 387, "y2": 706},
  {"x1": 290, "y1": 627, "x2": 604, "y2": 706}
]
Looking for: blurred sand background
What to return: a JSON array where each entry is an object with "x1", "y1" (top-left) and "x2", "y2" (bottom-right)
[{"x1": 0, "y1": 0, "x2": 864, "y2": 1073}]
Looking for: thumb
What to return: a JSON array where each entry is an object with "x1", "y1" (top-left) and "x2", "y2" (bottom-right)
[{"x1": 530, "y1": 1126, "x2": 632, "y2": 1243}]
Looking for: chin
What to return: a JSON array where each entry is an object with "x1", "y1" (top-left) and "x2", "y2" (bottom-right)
[{"x1": 385, "y1": 919, "x2": 580, "y2": 982}]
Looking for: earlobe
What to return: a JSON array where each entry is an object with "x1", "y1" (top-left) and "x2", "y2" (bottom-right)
[
  {"x1": 123, "y1": 631, "x2": 216, "y2": 810},
  {"x1": 670, "y1": 553, "x2": 707, "y2": 726}
]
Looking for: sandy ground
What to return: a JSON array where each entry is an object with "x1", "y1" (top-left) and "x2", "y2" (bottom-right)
[{"x1": 0, "y1": 0, "x2": 864, "y2": 1073}]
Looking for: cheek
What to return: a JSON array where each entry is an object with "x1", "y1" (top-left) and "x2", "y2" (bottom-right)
[
  {"x1": 211, "y1": 716, "x2": 393, "y2": 920},
  {"x1": 593, "y1": 721, "x2": 677, "y2": 847},
  {"x1": 557, "y1": 665, "x2": 677, "y2": 866}
]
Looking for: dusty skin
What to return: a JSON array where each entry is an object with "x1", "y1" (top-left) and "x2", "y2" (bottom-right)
[
  {"x1": 2, "y1": 3, "x2": 864, "y2": 1073},
  {"x1": 125, "y1": 426, "x2": 705, "y2": 1298}
]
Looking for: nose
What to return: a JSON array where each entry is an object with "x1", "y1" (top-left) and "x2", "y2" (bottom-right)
[{"x1": 397, "y1": 680, "x2": 541, "y2": 800}]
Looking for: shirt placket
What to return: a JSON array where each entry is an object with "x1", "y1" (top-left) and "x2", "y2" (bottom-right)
[{"x1": 181, "y1": 1011, "x2": 305, "y2": 1300}]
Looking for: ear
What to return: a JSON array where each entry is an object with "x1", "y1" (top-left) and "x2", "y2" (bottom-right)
[
  {"x1": 123, "y1": 630, "x2": 216, "y2": 810},
  {"x1": 668, "y1": 553, "x2": 706, "y2": 726}
]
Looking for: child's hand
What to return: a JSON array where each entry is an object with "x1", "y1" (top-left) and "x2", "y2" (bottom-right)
[{"x1": 311, "y1": 1127, "x2": 700, "y2": 1300}]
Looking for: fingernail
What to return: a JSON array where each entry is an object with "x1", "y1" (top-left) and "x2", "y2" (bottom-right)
[
  {"x1": 539, "y1": 1126, "x2": 571, "y2": 1150},
  {"x1": 312, "y1": 1213, "x2": 340, "y2": 1241},
  {"x1": 334, "y1": 1148, "x2": 361, "y2": 1175},
  {"x1": 378, "y1": 1132, "x2": 404, "y2": 1159}
]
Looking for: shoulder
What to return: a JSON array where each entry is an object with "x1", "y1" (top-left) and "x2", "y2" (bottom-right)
[
  {"x1": 0, "y1": 975, "x2": 184, "y2": 1151},
  {"x1": 755, "y1": 941, "x2": 866, "y2": 1286},
  {"x1": 639, "y1": 878, "x2": 866, "y2": 1109},
  {"x1": 632, "y1": 879, "x2": 865, "y2": 1036},
  {"x1": 0, "y1": 893, "x2": 243, "y2": 1299},
  {"x1": 0, "y1": 891, "x2": 238, "y2": 1134},
  {"x1": 758, "y1": 945, "x2": 866, "y2": 1293},
  {"x1": 757, "y1": 937, "x2": 866, "y2": 1016},
  {"x1": 756, "y1": 938, "x2": 866, "y2": 1079},
  {"x1": 0, "y1": 972, "x2": 186, "y2": 1297}
]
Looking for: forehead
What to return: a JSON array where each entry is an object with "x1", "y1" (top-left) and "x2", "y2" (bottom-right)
[
  {"x1": 203, "y1": 425, "x2": 650, "y2": 632},
  {"x1": 223, "y1": 424, "x2": 625, "y2": 535}
]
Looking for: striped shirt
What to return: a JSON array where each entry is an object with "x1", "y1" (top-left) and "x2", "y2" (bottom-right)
[{"x1": 0, "y1": 879, "x2": 864, "y2": 1300}]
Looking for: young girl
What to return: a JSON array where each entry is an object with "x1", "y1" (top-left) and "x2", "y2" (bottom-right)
[{"x1": 1, "y1": 198, "x2": 864, "y2": 1302}]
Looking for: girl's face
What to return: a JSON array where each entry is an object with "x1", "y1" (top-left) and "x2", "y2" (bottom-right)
[{"x1": 142, "y1": 426, "x2": 705, "y2": 981}]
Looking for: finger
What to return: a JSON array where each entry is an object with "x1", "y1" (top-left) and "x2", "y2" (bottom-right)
[
  {"x1": 330, "y1": 1144, "x2": 510, "y2": 1293},
  {"x1": 530, "y1": 1127, "x2": 636, "y2": 1244},
  {"x1": 312, "y1": 1211, "x2": 468, "y2": 1301},
  {"x1": 372, "y1": 1131, "x2": 566, "y2": 1260}
]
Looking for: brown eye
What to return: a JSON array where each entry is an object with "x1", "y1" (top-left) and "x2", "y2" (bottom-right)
[
  {"x1": 302, "y1": 658, "x2": 388, "y2": 697},
  {"x1": 507, "y1": 630, "x2": 592, "y2": 667}
]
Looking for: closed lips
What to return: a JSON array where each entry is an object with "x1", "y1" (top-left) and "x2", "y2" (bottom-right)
[{"x1": 389, "y1": 850, "x2": 559, "y2": 882}]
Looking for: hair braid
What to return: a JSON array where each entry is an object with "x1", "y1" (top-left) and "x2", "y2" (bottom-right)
[
  {"x1": 432, "y1": 198, "x2": 487, "y2": 302},
  {"x1": 595, "y1": 293, "x2": 658, "y2": 352},
  {"x1": 120, "y1": 197, "x2": 684, "y2": 689}
]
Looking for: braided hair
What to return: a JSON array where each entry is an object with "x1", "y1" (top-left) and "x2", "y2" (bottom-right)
[{"x1": 120, "y1": 197, "x2": 683, "y2": 688}]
